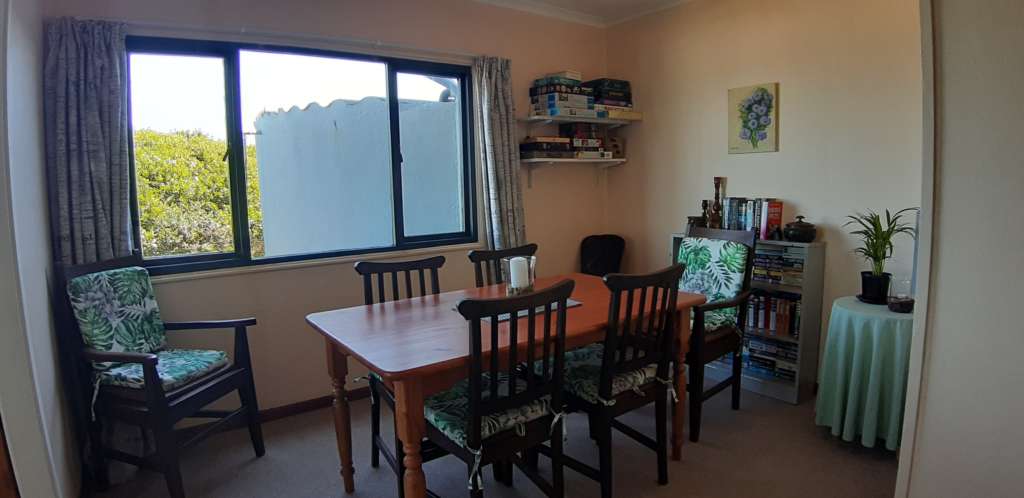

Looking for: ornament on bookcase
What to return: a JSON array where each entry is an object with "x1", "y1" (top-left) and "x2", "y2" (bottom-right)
[
  {"x1": 708, "y1": 177, "x2": 724, "y2": 229},
  {"x1": 783, "y1": 216, "x2": 817, "y2": 242}
]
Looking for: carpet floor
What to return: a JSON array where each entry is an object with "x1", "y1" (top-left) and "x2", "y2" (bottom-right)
[{"x1": 97, "y1": 391, "x2": 897, "y2": 498}]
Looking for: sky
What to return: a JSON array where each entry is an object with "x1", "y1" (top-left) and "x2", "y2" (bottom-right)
[{"x1": 129, "y1": 51, "x2": 452, "y2": 140}]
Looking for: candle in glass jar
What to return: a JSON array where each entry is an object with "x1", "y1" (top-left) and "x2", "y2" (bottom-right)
[{"x1": 509, "y1": 256, "x2": 529, "y2": 289}]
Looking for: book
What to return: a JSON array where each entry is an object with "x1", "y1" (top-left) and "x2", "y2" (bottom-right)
[
  {"x1": 520, "y1": 151, "x2": 573, "y2": 159},
  {"x1": 606, "y1": 109, "x2": 643, "y2": 120},
  {"x1": 595, "y1": 98, "x2": 632, "y2": 107},
  {"x1": 533, "y1": 75, "x2": 581, "y2": 87},
  {"x1": 582, "y1": 78, "x2": 631, "y2": 92},
  {"x1": 529, "y1": 85, "x2": 594, "y2": 97},
  {"x1": 760, "y1": 200, "x2": 783, "y2": 239},
  {"x1": 531, "y1": 103, "x2": 596, "y2": 112},
  {"x1": 574, "y1": 151, "x2": 614, "y2": 159},
  {"x1": 546, "y1": 70, "x2": 582, "y2": 81},
  {"x1": 572, "y1": 138, "x2": 603, "y2": 148},
  {"x1": 519, "y1": 142, "x2": 571, "y2": 152},
  {"x1": 530, "y1": 108, "x2": 608, "y2": 119},
  {"x1": 522, "y1": 136, "x2": 570, "y2": 144},
  {"x1": 531, "y1": 93, "x2": 595, "y2": 107}
]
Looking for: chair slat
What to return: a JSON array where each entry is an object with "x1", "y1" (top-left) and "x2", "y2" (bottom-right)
[{"x1": 354, "y1": 256, "x2": 446, "y2": 305}]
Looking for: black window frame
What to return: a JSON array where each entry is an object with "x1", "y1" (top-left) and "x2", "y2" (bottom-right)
[{"x1": 126, "y1": 36, "x2": 477, "y2": 275}]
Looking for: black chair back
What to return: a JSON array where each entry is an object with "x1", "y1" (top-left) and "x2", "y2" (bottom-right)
[
  {"x1": 598, "y1": 264, "x2": 684, "y2": 400},
  {"x1": 467, "y1": 243, "x2": 538, "y2": 287},
  {"x1": 455, "y1": 279, "x2": 575, "y2": 451},
  {"x1": 353, "y1": 256, "x2": 445, "y2": 305},
  {"x1": 580, "y1": 234, "x2": 625, "y2": 276}
]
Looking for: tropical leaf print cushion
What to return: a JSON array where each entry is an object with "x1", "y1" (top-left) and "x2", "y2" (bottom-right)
[
  {"x1": 97, "y1": 349, "x2": 229, "y2": 390},
  {"x1": 677, "y1": 237, "x2": 750, "y2": 327},
  {"x1": 67, "y1": 266, "x2": 166, "y2": 369},
  {"x1": 424, "y1": 373, "x2": 552, "y2": 448}
]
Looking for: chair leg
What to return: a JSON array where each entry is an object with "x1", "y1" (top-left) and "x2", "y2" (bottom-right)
[
  {"x1": 731, "y1": 349, "x2": 743, "y2": 410},
  {"x1": 394, "y1": 431, "x2": 406, "y2": 498},
  {"x1": 369, "y1": 378, "x2": 381, "y2": 468},
  {"x1": 503, "y1": 460, "x2": 514, "y2": 486},
  {"x1": 689, "y1": 363, "x2": 704, "y2": 443},
  {"x1": 655, "y1": 386, "x2": 669, "y2": 485},
  {"x1": 598, "y1": 416, "x2": 613, "y2": 498},
  {"x1": 469, "y1": 463, "x2": 484, "y2": 498},
  {"x1": 88, "y1": 419, "x2": 110, "y2": 490},
  {"x1": 551, "y1": 418, "x2": 565, "y2": 498},
  {"x1": 524, "y1": 448, "x2": 540, "y2": 470},
  {"x1": 154, "y1": 422, "x2": 185, "y2": 498},
  {"x1": 239, "y1": 372, "x2": 266, "y2": 457},
  {"x1": 492, "y1": 460, "x2": 505, "y2": 485}
]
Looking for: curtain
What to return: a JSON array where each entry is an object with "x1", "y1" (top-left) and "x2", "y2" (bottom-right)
[
  {"x1": 44, "y1": 18, "x2": 131, "y2": 265},
  {"x1": 472, "y1": 56, "x2": 526, "y2": 250}
]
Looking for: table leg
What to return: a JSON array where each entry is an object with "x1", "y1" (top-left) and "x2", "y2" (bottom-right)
[
  {"x1": 673, "y1": 310, "x2": 691, "y2": 461},
  {"x1": 394, "y1": 379, "x2": 427, "y2": 498},
  {"x1": 326, "y1": 340, "x2": 355, "y2": 493}
]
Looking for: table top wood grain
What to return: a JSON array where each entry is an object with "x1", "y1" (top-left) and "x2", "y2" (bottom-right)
[{"x1": 306, "y1": 273, "x2": 706, "y2": 381}]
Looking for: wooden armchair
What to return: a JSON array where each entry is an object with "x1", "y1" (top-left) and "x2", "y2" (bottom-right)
[
  {"x1": 678, "y1": 227, "x2": 757, "y2": 442},
  {"x1": 54, "y1": 254, "x2": 264, "y2": 498}
]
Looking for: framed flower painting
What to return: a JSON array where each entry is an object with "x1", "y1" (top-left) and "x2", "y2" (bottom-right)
[{"x1": 728, "y1": 83, "x2": 779, "y2": 153}]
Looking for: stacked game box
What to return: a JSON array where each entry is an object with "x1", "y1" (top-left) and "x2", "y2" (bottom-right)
[
  {"x1": 529, "y1": 71, "x2": 608, "y2": 119},
  {"x1": 583, "y1": 78, "x2": 642, "y2": 120}
]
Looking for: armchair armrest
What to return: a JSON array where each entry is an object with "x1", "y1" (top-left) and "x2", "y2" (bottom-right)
[
  {"x1": 694, "y1": 289, "x2": 753, "y2": 314},
  {"x1": 163, "y1": 317, "x2": 257, "y2": 331},
  {"x1": 82, "y1": 348, "x2": 157, "y2": 366}
]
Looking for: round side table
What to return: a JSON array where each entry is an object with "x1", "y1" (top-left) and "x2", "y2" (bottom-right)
[{"x1": 814, "y1": 296, "x2": 913, "y2": 450}]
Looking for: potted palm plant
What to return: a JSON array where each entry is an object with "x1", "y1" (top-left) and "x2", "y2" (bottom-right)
[{"x1": 845, "y1": 208, "x2": 917, "y2": 304}]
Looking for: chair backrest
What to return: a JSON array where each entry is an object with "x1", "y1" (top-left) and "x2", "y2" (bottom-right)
[
  {"x1": 456, "y1": 279, "x2": 575, "y2": 450},
  {"x1": 51, "y1": 253, "x2": 148, "y2": 453},
  {"x1": 580, "y1": 234, "x2": 625, "y2": 277},
  {"x1": 353, "y1": 256, "x2": 445, "y2": 305},
  {"x1": 680, "y1": 227, "x2": 756, "y2": 302},
  {"x1": 467, "y1": 243, "x2": 539, "y2": 287},
  {"x1": 597, "y1": 264, "x2": 684, "y2": 400}
]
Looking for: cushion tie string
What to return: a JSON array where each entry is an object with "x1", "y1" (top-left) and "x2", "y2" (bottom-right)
[
  {"x1": 631, "y1": 386, "x2": 647, "y2": 397},
  {"x1": 467, "y1": 446, "x2": 483, "y2": 491},
  {"x1": 515, "y1": 423, "x2": 526, "y2": 437},
  {"x1": 90, "y1": 376, "x2": 102, "y2": 421},
  {"x1": 654, "y1": 376, "x2": 679, "y2": 403},
  {"x1": 550, "y1": 410, "x2": 568, "y2": 440}
]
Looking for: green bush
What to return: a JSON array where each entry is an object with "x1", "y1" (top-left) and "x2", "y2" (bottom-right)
[{"x1": 134, "y1": 129, "x2": 264, "y2": 258}]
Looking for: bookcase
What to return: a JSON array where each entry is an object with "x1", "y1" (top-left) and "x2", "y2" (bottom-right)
[{"x1": 671, "y1": 235, "x2": 825, "y2": 405}]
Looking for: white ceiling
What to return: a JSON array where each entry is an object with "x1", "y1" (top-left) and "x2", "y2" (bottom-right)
[{"x1": 475, "y1": 0, "x2": 685, "y2": 27}]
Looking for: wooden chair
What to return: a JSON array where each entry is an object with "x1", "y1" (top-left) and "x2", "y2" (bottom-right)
[
  {"x1": 554, "y1": 265, "x2": 684, "y2": 498},
  {"x1": 467, "y1": 243, "x2": 538, "y2": 287},
  {"x1": 679, "y1": 227, "x2": 756, "y2": 442},
  {"x1": 425, "y1": 279, "x2": 575, "y2": 498},
  {"x1": 53, "y1": 253, "x2": 264, "y2": 498},
  {"x1": 353, "y1": 256, "x2": 446, "y2": 498}
]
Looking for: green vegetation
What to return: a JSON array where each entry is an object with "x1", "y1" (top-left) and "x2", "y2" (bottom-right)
[
  {"x1": 133, "y1": 129, "x2": 264, "y2": 258},
  {"x1": 845, "y1": 208, "x2": 917, "y2": 276}
]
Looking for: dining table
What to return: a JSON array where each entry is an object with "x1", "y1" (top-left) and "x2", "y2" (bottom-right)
[{"x1": 305, "y1": 272, "x2": 706, "y2": 498}]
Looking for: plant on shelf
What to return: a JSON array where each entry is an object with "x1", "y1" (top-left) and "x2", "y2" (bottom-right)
[{"x1": 845, "y1": 208, "x2": 917, "y2": 304}]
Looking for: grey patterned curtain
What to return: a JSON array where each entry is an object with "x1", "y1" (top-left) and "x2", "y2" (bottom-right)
[
  {"x1": 44, "y1": 18, "x2": 132, "y2": 264},
  {"x1": 472, "y1": 57, "x2": 526, "y2": 250}
]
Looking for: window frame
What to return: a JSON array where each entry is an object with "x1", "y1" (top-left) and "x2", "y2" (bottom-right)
[{"x1": 126, "y1": 36, "x2": 477, "y2": 275}]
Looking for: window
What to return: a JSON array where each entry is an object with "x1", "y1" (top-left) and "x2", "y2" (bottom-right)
[{"x1": 127, "y1": 37, "x2": 475, "y2": 274}]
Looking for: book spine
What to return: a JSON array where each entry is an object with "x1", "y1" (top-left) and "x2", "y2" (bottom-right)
[
  {"x1": 530, "y1": 93, "x2": 595, "y2": 106},
  {"x1": 530, "y1": 108, "x2": 608, "y2": 118}
]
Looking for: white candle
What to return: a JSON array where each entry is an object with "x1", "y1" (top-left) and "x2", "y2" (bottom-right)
[{"x1": 509, "y1": 256, "x2": 529, "y2": 289}]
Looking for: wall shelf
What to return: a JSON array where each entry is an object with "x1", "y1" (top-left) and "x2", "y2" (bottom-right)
[
  {"x1": 519, "y1": 115, "x2": 634, "y2": 129},
  {"x1": 520, "y1": 158, "x2": 625, "y2": 187}
]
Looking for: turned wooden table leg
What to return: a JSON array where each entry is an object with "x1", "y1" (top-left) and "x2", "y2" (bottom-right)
[
  {"x1": 394, "y1": 379, "x2": 427, "y2": 498},
  {"x1": 673, "y1": 310, "x2": 691, "y2": 461},
  {"x1": 326, "y1": 340, "x2": 355, "y2": 493}
]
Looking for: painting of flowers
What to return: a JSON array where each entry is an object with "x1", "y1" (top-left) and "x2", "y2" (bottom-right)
[{"x1": 728, "y1": 83, "x2": 779, "y2": 153}]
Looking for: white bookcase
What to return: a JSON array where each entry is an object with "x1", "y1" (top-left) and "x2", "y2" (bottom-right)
[{"x1": 672, "y1": 235, "x2": 825, "y2": 405}]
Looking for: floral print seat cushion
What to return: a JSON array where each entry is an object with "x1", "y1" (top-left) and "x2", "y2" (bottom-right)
[
  {"x1": 559, "y1": 344, "x2": 659, "y2": 405},
  {"x1": 676, "y1": 237, "x2": 750, "y2": 330},
  {"x1": 97, "y1": 349, "x2": 229, "y2": 391},
  {"x1": 424, "y1": 373, "x2": 552, "y2": 448},
  {"x1": 67, "y1": 266, "x2": 166, "y2": 369}
]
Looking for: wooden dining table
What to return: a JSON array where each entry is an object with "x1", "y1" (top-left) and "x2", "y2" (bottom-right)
[{"x1": 305, "y1": 272, "x2": 705, "y2": 498}]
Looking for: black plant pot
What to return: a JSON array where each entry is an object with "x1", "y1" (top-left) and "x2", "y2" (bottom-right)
[{"x1": 858, "y1": 271, "x2": 891, "y2": 305}]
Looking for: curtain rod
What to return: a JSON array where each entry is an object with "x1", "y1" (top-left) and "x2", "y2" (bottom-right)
[{"x1": 79, "y1": 16, "x2": 480, "y2": 65}]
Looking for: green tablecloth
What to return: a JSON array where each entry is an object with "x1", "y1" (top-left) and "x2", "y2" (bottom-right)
[{"x1": 815, "y1": 296, "x2": 913, "y2": 450}]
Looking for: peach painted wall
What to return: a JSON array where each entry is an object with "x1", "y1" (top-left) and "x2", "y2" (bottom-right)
[
  {"x1": 603, "y1": 0, "x2": 923, "y2": 343},
  {"x1": 41, "y1": 0, "x2": 610, "y2": 409}
]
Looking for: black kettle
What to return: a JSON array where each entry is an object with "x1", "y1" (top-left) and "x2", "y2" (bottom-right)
[{"x1": 783, "y1": 216, "x2": 817, "y2": 243}]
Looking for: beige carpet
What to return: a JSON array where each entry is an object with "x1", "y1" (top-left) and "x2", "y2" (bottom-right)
[{"x1": 97, "y1": 391, "x2": 897, "y2": 498}]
